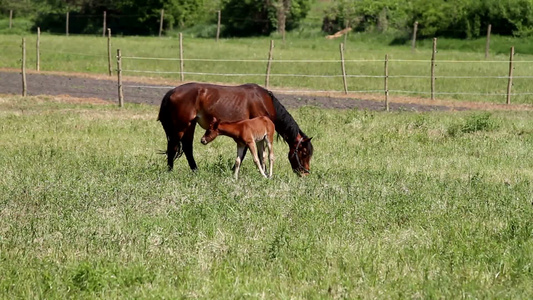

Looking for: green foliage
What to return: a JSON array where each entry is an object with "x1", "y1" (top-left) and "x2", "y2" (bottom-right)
[
  {"x1": 324, "y1": 0, "x2": 533, "y2": 38},
  {"x1": 220, "y1": 0, "x2": 311, "y2": 37},
  {"x1": 29, "y1": 0, "x2": 218, "y2": 35}
]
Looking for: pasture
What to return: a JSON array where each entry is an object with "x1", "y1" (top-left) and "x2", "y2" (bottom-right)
[
  {"x1": 0, "y1": 95, "x2": 532, "y2": 298},
  {"x1": 1, "y1": 33, "x2": 533, "y2": 105}
]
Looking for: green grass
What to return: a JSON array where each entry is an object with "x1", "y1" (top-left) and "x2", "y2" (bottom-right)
[
  {"x1": 1, "y1": 32, "x2": 533, "y2": 105},
  {"x1": 0, "y1": 95, "x2": 532, "y2": 298}
]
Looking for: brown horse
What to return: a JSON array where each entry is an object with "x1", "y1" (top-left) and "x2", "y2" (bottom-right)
[
  {"x1": 157, "y1": 82, "x2": 313, "y2": 176},
  {"x1": 200, "y1": 116, "x2": 275, "y2": 179}
]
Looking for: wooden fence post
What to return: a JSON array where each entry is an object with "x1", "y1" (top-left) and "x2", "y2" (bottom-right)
[
  {"x1": 103, "y1": 11, "x2": 107, "y2": 37},
  {"x1": 107, "y1": 28, "x2": 112, "y2": 76},
  {"x1": 216, "y1": 10, "x2": 221, "y2": 42},
  {"x1": 66, "y1": 11, "x2": 69, "y2": 36},
  {"x1": 430, "y1": 37, "x2": 437, "y2": 100},
  {"x1": 22, "y1": 38, "x2": 27, "y2": 97},
  {"x1": 265, "y1": 40, "x2": 274, "y2": 88},
  {"x1": 384, "y1": 54, "x2": 389, "y2": 111},
  {"x1": 116, "y1": 49, "x2": 124, "y2": 107},
  {"x1": 506, "y1": 46, "x2": 514, "y2": 105},
  {"x1": 36, "y1": 27, "x2": 40, "y2": 72},
  {"x1": 9, "y1": 10, "x2": 13, "y2": 29},
  {"x1": 339, "y1": 43, "x2": 348, "y2": 94},
  {"x1": 159, "y1": 9, "x2": 164, "y2": 37},
  {"x1": 485, "y1": 24, "x2": 491, "y2": 59},
  {"x1": 411, "y1": 21, "x2": 418, "y2": 52},
  {"x1": 179, "y1": 33, "x2": 184, "y2": 81}
]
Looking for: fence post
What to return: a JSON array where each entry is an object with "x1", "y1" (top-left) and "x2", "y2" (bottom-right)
[
  {"x1": 339, "y1": 43, "x2": 348, "y2": 94},
  {"x1": 506, "y1": 46, "x2": 514, "y2": 105},
  {"x1": 431, "y1": 37, "x2": 437, "y2": 100},
  {"x1": 36, "y1": 27, "x2": 40, "y2": 72},
  {"x1": 384, "y1": 54, "x2": 389, "y2": 111},
  {"x1": 485, "y1": 24, "x2": 491, "y2": 59},
  {"x1": 103, "y1": 11, "x2": 107, "y2": 37},
  {"x1": 265, "y1": 40, "x2": 274, "y2": 88},
  {"x1": 159, "y1": 9, "x2": 164, "y2": 37},
  {"x1": 216, "y1": 10, "x2": 221, "y2": 42},
  {"x1": 107, "y1": 28, "x2": 112, "y2": 76},
  {"x1": 66, "y1": 11, "x2": 69, "y2": 36},
  {"x1": 22, "y1": 38, "x2": 27, "y2": 97},
  {"x1": 9, "y1": 10, "x2": 13, "y2": 29},
  {"x1": 116, "y1": 49, "x2": 124, "y2": 107},
  {"x1": 411, "y1": 21, "x2": 418, "y2": 52},
  {"x1": 179, "y1": 33, "x2": 184, "y2": 81}
]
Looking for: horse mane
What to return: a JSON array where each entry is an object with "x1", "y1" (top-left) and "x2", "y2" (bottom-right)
[{"x1": 266, "y1": 90, "x2": 308, "y2": 143}]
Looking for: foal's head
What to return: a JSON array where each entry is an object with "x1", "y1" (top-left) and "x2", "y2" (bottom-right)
[{"x1": 200, "y1": 120, "x2": 219, "y2": 145}]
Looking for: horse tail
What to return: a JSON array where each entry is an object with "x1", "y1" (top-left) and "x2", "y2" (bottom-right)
[
  {"x1": 158, "y1": 88, "x2": 183, "y2": 160},
  {"x1": 157, "y1": 88, "x2": 173, "y2": 122},
  {"x1": 157, "y1": 88, "x2": 175, "y2": 137}
]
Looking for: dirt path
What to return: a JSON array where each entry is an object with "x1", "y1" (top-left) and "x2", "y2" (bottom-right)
[{"x1": 1, "y1": 69, "x2": 529, "y2": 111}]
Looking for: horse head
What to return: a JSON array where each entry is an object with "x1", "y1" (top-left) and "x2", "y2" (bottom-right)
[
  {"x1": 288, "y1": 137, "x2": 313, "y2": 176},
  {"x1": 201, "y1": 118, "x2": 220, "y2": 145}
]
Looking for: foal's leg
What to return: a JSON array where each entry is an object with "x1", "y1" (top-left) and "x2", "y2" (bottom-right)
[
  {"x1": 256, "y1": 140, "x2": 266, "y2": 171},
  {"x1": 247, "y1": 142, "x2": 268, "y2": 178},
  {"x1": 266, "y1": 138, "x2": 274, "y2": 178},
  {"x1": 234, "y1": 145, "x2": 246, "y2": 179}
]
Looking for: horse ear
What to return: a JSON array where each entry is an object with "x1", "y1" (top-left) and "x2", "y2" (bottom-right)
[{"x1": 304, "y1": 137, "x2": 313, "y2": 142}]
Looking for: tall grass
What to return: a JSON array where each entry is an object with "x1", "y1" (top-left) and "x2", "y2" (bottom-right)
[{"x1": 0, "y1": 95, "x2": 532, "y2": 298}]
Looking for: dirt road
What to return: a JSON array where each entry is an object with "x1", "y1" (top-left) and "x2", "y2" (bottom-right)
[{"x1": 0, "y1": 70, "x2": 468, "y2": 111}]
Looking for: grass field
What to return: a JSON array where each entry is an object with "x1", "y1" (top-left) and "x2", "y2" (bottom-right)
[
  {"x1": 1, "y1": 32, "x2": 533, "y2": 105},
  {"x1": 0, "y1": 95, "x2": 532, "y2": 298}
]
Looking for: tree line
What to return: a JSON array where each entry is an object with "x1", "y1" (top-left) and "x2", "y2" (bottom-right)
[
  {"x1": 2, "y1": 0, "x2": 533, "y2": 38},
  {"x1": 324, "y1": 0, "x2": 533, "y2": 39}
]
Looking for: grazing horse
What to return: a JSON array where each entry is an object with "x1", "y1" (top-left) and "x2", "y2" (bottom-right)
[
  {"x1": 157, "y1": 82, "x2": 313, "y2": 176},
  {"x1": 200, "y1": 116, "x2": 275, "y2": 179}
]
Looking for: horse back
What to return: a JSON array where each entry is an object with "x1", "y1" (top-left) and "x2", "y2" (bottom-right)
[{"x1": 160, "y1": 82, "x2": 276, "y2": 130}]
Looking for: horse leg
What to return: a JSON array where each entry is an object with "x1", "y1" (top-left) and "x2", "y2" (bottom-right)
[
  {"x1": 267, "y1": 138, "x2": 274, "y2": 178},
  {"x1": 232, "y1": 147, "x2": 248, "y2": 171},
  {"x1": 181, "y1": 120, "x2": 198, "y2": 171},
  {"x1": 234, "y1": 146, "x2": 246, "y2": 179},
  {"x1": 166, "y1": 137, "x2": 180, "y2": 171},
  {"x1": 248, "y1": 142, "x2": 268, "y2": 178}
]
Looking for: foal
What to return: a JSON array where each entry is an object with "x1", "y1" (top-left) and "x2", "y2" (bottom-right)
[{"x1": 200, "y1": 116, "x2": 275, "y2": 179}]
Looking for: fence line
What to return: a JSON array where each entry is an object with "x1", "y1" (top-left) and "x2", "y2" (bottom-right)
[
  {"x1": 120, "y1": 56, "x2": 533, "y2": 64},
  {"x1": 121, "y1": 69, "x2": 530, "y2": 80},
  {"x1": 115, "y1": 41, "x2": 529, "y2": 107},
  {"x1": 10, "y1": 35, "x2": 532, "y2": 108},
  {"x1": 120, "y1": 83, "x2": 533, "y2": 98}
]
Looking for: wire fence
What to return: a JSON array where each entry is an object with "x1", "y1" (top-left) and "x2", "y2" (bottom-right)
[
  {"x1": 6, "y1": 32, "x2": 533, "y2": 108},
  {"x1": 118, "y1": 48, "x2": 533, "y2": 107}
]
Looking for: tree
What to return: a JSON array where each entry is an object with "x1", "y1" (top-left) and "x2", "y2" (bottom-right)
[
  {"x1": 220, "y1": 0, "x2": 310, "y2": 37},
  {"x1": 323, "y1": 0, "x2": 533, "y2": 38}
]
